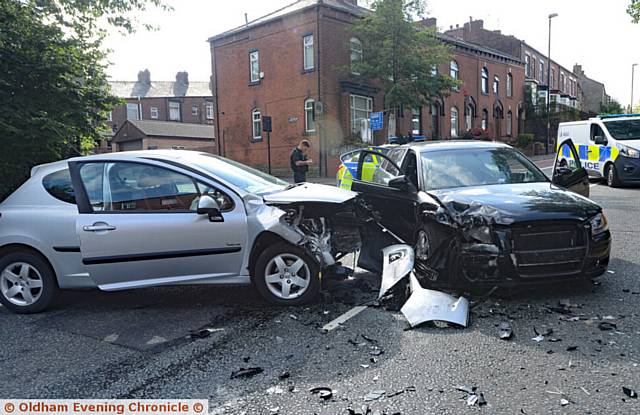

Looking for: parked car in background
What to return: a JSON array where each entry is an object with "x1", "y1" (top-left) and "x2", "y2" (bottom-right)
[
  {"x1": 348, "y1": 140, "x2": 611, "y2": 288},
  {"x1": 557, "y1": 114, "x2": 640, "y2": 187},
  {"x1": 0, "y1": 151, "x2": 379, "y2": 313}
]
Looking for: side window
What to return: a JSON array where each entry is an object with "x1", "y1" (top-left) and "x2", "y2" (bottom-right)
[
  {"x1": 42, "y1": 169, "x2": 76, "y2": 204},
  {"x1": 402, "y1": 151, "x2": 419, "y2": 187},
  {"x1": 78, "y1": 162, "x2": 233, "y2": 213},
  {"x1": 590, "y1": 124, "x2": 605, "y2": 141},
  {"x1": 558, "y1": 142, "x2": 580, "y2": 172},
  {"x1": 356, "y1": 151, "x2": 401, "y2": 186}
]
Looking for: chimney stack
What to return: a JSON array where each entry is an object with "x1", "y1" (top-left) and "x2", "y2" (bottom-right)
[
  {"x1": 176, "y1": 71, "x2": 189, "y2": 85},
  {"x1": 137, "y1": 69, "x2": 151, "y2": 84}
]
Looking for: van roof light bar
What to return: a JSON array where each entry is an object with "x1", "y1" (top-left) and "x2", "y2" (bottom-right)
[{"x1": 597, "y1": 113, "x2": 640, "y2": 120}]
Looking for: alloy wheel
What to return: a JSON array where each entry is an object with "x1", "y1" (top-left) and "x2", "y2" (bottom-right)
[
  {"x1": 264, "y1": 253, "x2": 310, "y2": 300},
  {"x1": 1, "y1": 262, "x2": 44, "y2": 306}
]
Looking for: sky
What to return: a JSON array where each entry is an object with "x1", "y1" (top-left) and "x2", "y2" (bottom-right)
[{"x1": 104, "y1": 0, "x2": 640, "y2": 108}]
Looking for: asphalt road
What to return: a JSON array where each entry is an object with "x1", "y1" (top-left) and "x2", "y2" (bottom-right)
[{"x1": 1, "y1": 166, "x2": 639, "y2": 414}]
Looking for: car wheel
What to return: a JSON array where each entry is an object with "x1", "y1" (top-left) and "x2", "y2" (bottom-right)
[
  {"x1": 253, "y1": 242, "x2": 320, "y2": 306},
  {"x1": 0, "y1": 250, "x2": 58, "y2": 314},
  {"x1": 605, "y1": 163, "x2": 621, "y2": 187}
]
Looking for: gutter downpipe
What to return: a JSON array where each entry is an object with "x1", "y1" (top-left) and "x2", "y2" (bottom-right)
[{"x1": 316, "y1": 2, "x2": 325, "y2": 177}]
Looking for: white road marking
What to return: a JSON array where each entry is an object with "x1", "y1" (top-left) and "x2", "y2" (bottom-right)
[
  {"x1": 322, "y1": 305, "x2": 368, "y2": 332},
  {"x1": 146, "y1": 335, "x2": 167, "y2": 345},
  {"x1": 103, "y1": 333, "x2": 119, "y2": 342}
]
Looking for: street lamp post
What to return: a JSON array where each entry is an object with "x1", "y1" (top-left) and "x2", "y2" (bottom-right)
[
  {"x1": 546, "y1": 13, "x2": 558, "y2": 155},
  {"x1": 632, "y1": 63, "x2": 638, "y2": 113}
]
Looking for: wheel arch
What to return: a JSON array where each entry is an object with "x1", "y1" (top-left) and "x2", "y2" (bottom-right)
[
  {"x1": 0, "y1": 243, "x2": 60, "y2": 289},
  {"x1": 248, "y1": 231, "x2": 304, "y2": 278}
]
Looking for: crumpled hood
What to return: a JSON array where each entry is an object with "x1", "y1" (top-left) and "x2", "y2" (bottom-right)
[
  {"x1": 262, "y1": 182, "x2": 358, "y2": 204},
  {"x1": 430, "y1": 182, "x2": 602, "y2": 225}
]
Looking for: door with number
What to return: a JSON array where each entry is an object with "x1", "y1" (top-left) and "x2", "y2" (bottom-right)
[{"x1": 69, "y1": 160, "x2": 247, "y2": 290}]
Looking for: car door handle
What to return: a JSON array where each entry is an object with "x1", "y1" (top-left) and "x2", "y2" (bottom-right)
[{"x1": 83, "y1": 225, "x2": 116, "y2": 232}]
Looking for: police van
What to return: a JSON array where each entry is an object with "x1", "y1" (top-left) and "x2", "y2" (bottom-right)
[{"x1": 557, "y1": 114, "x2": 640, "y2": 187}]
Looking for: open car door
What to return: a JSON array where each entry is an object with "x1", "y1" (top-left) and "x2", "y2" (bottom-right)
[
  {"x1": 350, "y1": 150, "x2": 418, "y2": 272},
  {"x1": 552, "y1": 139, "x2": 590, "y2": 198}
]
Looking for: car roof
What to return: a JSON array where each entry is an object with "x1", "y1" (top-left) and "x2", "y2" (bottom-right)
[
  {"x1": 67, "y1": 149, "x2": 204, "y2": 163},
  {"x1": 398, "y1": 140, "x2": 513, "y2": 153}
]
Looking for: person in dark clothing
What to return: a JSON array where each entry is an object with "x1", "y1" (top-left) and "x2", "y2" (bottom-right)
[{"x1": 290, "y1": 140, "x2": 313, "y2": 183}]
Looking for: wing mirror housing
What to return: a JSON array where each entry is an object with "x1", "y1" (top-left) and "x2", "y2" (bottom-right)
[
  {"x1": 594, "y1": 135, "x2": 608, "y2": 145},
  {"x1": 388, "y1": 175, "x2": 411, "y2": 191},
  {"x1": 197, "y1": 195, "x2": 224, "y2": 222}
]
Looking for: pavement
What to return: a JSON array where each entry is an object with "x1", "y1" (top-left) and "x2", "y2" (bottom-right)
[{"x1": 1, "y1": 158, "x2": 639, "y2": 414}]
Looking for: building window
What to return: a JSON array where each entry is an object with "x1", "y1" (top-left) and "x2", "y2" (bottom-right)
[
  {"x1": 126, "y1": 103, "x2": 139, "y2": 120},
  {"x1": 493, "y1": 76, "x2": 499, "y2": 94},
  {"x1": 350, "y1": 94, "x2": 372, "y2": 137},
  {"x1": 304, "y1": 99, "x2": 315, "y2": 133},
  {"x1": 450, "y1": 107, "x2": 459, "y2": 138},
  {"x1": 481, "y1": 109, "x2": 488, "y2": 130},
  {"x1": 530, "y1": 55, "x2": 536, "y2": 79},
  {"x1": 107, "y1": 111, "x2": 113, "y2": 122},
  {"x1": 411, "y1": 107, "x2": 421, "y2": 135},
  {"x1": 481, "y1": 67, "x2": 489, "y2": 94},
  {"x1": 506, "y1": 111, "x2": 513, "y2": 136},
  {"x1": 539, "y1": 60, "x2": 545, "y2": 83},
  {"x1": 252, "y1": 109, "x2": 262, "y2": 140},
  {"x1": 450, "y1": 60, "x2": 459, "y2": 91},
  {"x1": 560, "y1": 72, "x2": 566, "y2": 92},
  {"x1": 192, "y1": 105, "x2": 199, "y2": 117},
  {"x1": 303, "y1": 34, "x2": 314, "y2": 70},
  {"x1": 350, "y1": 38, "x2": 363, "y2": 75},
  {"x1": 150, "y1": 107, "x2": 159, "y2": 119},
  {"x1": 206, "y1": 102, "x2": 214, "y2": 119},
  {"x1": 506, "y1": 73, "x2": 513, "y2": 97},
  {"x1": 169, "y1": 101, "x2": 181, "y2": 121},
  {"x1": 431, "y1": 65, "x2": 438, "y2": 77},
  {"x1": 551, "y1": 68, "x2": 555, "y2": 89},
  {"x1": 465, "y1": 102, "x2": 475, "y2": 131},
  {"x1": 524, "y1": 55, "x2": 530, "y2": 77},
  {"x1": 249, "y1": 50, "x2": 260, "y2": 83}
]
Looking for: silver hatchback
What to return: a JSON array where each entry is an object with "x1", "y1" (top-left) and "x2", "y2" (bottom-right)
[{"x1": 0, "y1": 151, "x2": 372, "y2": 313}]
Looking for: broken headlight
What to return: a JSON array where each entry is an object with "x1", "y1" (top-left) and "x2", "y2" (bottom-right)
[
  {"x1": 589, "y1": 212, "x2": 609, "y2": 236},
  {"x1": 466, "y1": 226, "x2": 493, "y2": 244}
]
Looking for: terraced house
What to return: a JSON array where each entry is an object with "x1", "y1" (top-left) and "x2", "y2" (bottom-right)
[{"x1": 208, "y1": 0, "x2": 525, "y2": 177}]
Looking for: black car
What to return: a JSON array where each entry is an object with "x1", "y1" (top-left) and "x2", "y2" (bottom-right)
[{"x1": 350, "y1": 140, "x2": 611, "y2": 288}]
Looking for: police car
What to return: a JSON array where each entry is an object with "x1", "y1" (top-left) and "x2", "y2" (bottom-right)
[
  {"x1": 336, "y1": 145, "x2": 395, "y2": 190},
  {"x1": 557, "y1": 114, "x2": 640, "y2": 187}
]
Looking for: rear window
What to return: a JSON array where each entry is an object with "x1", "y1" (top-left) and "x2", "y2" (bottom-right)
[{"x1": 42, "y1": 169, "x2": 76, "y2": 204}]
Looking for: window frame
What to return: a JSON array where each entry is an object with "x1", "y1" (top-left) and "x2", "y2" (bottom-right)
[
  {"x1": 252, "y1": 108, "x2": 262, "y2": 140},
  {"x1": 450, "y1": 60, "x2": 459, "y2": 91},
  {"x1": 304, "y1": 98, "x2": 316, "y2": 133},
  {"x1": 150, "y1": 107, "x2": 159, "y2": 119},
  {"x1": 205, "y1": 102, "x2": 214, "y2": 120},
  {"x1": 303, "y1": 34, "x2": 314, "y2": 71},
  {"x1": 349, "y1": 94, "x2": 373, "y2": 137},
  {"x1": 169, "y1": 101, "x2": 181, "y2": 122},
  {"x1": 506, "y1": 73, "x2": 513, "y2": 97},
  {"x1": 493, "y1": 75, "x2": 500, "y2": 95},
  {"x1": 192, "y1": 105, "x2": 199, "y2": 117},
  {"x1": 42, "y1": 168, "x2": 76, "y2": 205},
  {"x1": 481, "y1": 109, "x2": 489, "y2": 130},
  {"x1": 249, "y1": 50, "x2": 260, "y2": 83},
  {"x1": 411, "y1": 107, "x2": 422, "y2": 136},
  {"x1": 126, "y1": 103, "x2": 140, "y2": 120},
  {"x1": 506, "y1": 110, "x2": 513, "y2": 136},
  {"x1": 481, "y1": 67, "x2": 489, "y2": 94},
  {"x1": 450, "y1": 107, "x2": 459, "y2": 138},
  {"x1": 350, "y1": 37, "x2": 363, "y2": 75}
]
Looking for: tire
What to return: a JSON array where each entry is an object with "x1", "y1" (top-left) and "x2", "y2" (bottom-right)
[
  {"x1": 605, "y1": 163, "x2": 621, "y2": 187},
  {"x1": 252, "y1": 242, "x2": 320, "y2": 306},
  {"x1": 0, "y1": 249, "x2": 58, "y2": 314}
]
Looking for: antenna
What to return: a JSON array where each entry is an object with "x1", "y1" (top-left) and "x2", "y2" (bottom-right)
[{"x1": 244, "y1": 13, "x2": 248, "y2": 25}]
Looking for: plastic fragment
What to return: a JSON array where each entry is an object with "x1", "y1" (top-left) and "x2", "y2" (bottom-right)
[
  {"x1": 598, "y1": 322, "x2": 617, "y2": 331},
  {"x1": 230, "y1": 367, "x2": 264, "y2": 379},
  {"x1": 309, "y1": 386, "x2": 334, "y2": 400},
  {"x1": 499, "y1": 322, "x2": 513, "y2": 340},
  {"x1": 364, "y1": 390, "x2": 386, "y2": 402},
  {"x1": 623, "y1": 387, "x2": 638, "y2": 399},
  {"x1": 560, "y1": 398, "x2": 569, "y2": 406}
]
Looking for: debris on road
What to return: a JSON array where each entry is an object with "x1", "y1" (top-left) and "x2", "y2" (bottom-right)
[
  {"x1": 230, "y1": 367, "x2": 264, "y2": 379},
  {"x1": 378, "y1": 245, "x2": 414, "y2": 299},
  {"x1": 499, "y1": 322, "x2": 513, "y2": 340},
  {"x1": 401, "y1": 274, "x2": 469, "y2": 328},
  {"x1": 266, "y1": 385, "x2": 285, "y2": 395},
  {"x1": 364, "y1": 390, "x2": 386, "y2": 402},
  {"x1": 623, "y1": 387, "x2": 638, "y2": 399},
  {"x1": 278, "y1": 371, "x2": 290, "y2": 380},
  {"x1": 560, "y1": 398, "x2": 570, "y2": 406},
  {"x1": 566, "y1": 346, "x2": 578, "y2": 351},
  {"x1": 189, "y1": 327, "x2": 224, "y2": 339},
  {"x1": 598, "y1": 322, "x2": 617, "y2": 331},
  {"x1": 309, "y1": 386, "x2": 334, "y2": 400},
  {"x1": 386, "y1": 386, "x2": 416, "y2": 398},
  {"x1": 455, "y1": 385, "x2": 487, "y2": 407}
]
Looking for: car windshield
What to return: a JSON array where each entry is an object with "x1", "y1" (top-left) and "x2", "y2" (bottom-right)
[
  {"x1": 420, "y1": 147, "x2": 548, "y2": 191},
  {"x1": 191, "y1": 154, "x2": 288, "y2": 195},
  {"x1": 603, "y1": 119, "x2": 640, "y2": 140}
]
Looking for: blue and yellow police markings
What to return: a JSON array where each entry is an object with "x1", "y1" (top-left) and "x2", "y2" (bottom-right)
[{"x1": 559, "y1": 141, "x2": 619, "y2": 173}]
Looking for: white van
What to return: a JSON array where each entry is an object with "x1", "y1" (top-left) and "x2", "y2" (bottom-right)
[{"x1": 557, "y1": 114, "x2": 640, "y2": 186}]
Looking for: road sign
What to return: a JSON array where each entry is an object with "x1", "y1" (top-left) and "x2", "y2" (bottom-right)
[
  {"x1": 370, "y1": 112, "x2": 383, "y2": 131},
  {"x1": 262, "y1": 116, "x2": 272, "y2": 132}
]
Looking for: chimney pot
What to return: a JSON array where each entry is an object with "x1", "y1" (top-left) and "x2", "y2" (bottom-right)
[
  {"x1": 176, "y1": 71, "x2": 189, "y2": 85},
  {"x1": 137, "y1": 69, "x2": 151, "y2": 84}
]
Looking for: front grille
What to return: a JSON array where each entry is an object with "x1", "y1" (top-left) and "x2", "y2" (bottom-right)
[{"x1": 511, "y1": 222, "x2": 587, "y2": 277}]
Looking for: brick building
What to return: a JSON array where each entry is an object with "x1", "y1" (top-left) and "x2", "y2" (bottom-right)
[
  {"x1": 104, "y1": 70, "x2": 215, "y2": 151},
  {"x1": 209, "y1": 1, "x2": 524, "y2": 177},
  {"x1": 112, "y1": 120, "x2": 216, "y2": 152},
  {"x1": 445, "y1": 20, "x2": 608, "y2": 114},
  {"x1": 573, "y1": 64, "x2": 611, "y2": 115}
]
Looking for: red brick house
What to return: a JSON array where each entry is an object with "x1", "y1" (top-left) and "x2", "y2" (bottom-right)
[{"x1": 208, "y1": 1, "x2": 525, "y2": 177}]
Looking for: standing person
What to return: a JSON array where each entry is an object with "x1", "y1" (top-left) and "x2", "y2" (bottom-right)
[{"x1": 290, "y1": 140, "x2": 313, "y2": 183}]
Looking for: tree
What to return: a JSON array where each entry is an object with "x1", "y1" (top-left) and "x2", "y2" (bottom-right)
[
  {"x1": 0, "y1": 0, "x2": 169, "y2": 201},
  {"x1": 349, "y1": 0, "x2": 457, "y2": 121},
  {"x1": 629, "y1": 0, "x2": 640, "y2": 23},
  {"x1": 600, "y1": 98, "x2": 624, "y2": 114}
]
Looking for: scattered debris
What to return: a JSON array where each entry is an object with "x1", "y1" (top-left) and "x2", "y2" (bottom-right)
[
  {"x1": 370, "y1": 349, "x2": 384, "y2": 356},
  {"x1": 560, "y1": 398, "x2": 570, "y2": 406},
  {"x1": 566, "y1": 346, "x2": 578, "y2": 351},
  {"x1": 607, "y1": 270, "x2": 615, "y2": 274},
  {"x1": 289, "y1": 314, "x2": 298, "y2": 320},
  {"x1": 455, "y1": 385, "x2": 486, "y2": 407},
  {"x1": 230, "y1": 367, "x2": 264, "y2": 379},
  {"x1": 532, "y1": 326, "x2": 552, "y2": 342},
  {"x1": 499, "y1": 322, "x2": 513, "y2": 340},
  {"x1": 364, "y1": 390, "x2": 386, "y2": 402},
  {"x1": 598, "y1": 322, "x2": 617, "y2": 331},
  {"x1": 532, "y1": 334, "x2": 545, "y2": 343},
  {"x1": 278, "y1": 371, "x2": 290, "y2": 380},
  {"x1": 401, "y1": 274, "x2": 469, "y2": 328},
  {"x1": 580, "y1": 387, "x2": 591, "y2": 396},
  {"x1": 378, "y1": 245, "x2": 414, "y2": 299},
  {"x1": 266, "y1": 385, "x2": 285, "y2": 395},
  {"x1": 623, "y1": 387, "x2": 638, "y2": 399},
  {"x1": 309, "y1": 386, "x2": 334, "y2": 400},
  {"x1": 189, "y1": 327, "x2": 223, "y2": 339},
  {"x1": 361, "y1": 334, "x2": 377, "y2": 343},
  {"x1": 386, "y1": 386, "x2": 416, "y2": 398}
]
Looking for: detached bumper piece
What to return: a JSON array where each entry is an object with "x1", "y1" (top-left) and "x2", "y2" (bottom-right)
[{"x1": 379, "y1": 244, "x2": 469, "y2": 329}]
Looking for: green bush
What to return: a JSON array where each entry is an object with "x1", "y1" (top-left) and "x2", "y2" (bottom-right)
[{"x1": 516, "y1": 134, "x2": 535, "y2": 149}]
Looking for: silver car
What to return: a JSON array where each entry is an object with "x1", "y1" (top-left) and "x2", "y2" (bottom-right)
[{"x1": 0, "y1": 151, "x2": 374, "y2": 313}]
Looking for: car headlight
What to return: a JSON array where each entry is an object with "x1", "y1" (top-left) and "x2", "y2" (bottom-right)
[
  {"x1": 618, "y1": 144, "x2": 640, "y2": 158},
  {"x1": 590, "y1": 212, "x2": 609, "y2": 236},
  {"x1": 467, "y1": 226, "x2": 493, "y2": 244}
]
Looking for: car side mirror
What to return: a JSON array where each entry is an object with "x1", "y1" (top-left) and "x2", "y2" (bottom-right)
[
  {"x1": 594, "y1": 135, "x2": 607, "y2": 145},
  {"x1": 388, "y1": 175, "x2": 411, "y2": 191},
  {"x1": 197, "y1": 195, "x2": 224, "y2": 222}
]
